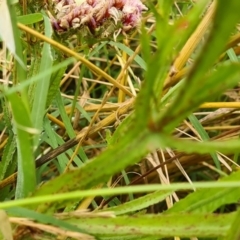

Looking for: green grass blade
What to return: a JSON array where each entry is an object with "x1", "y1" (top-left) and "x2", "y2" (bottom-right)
[
  {"x1": 108, "y1": 113, "x2": 135, "y2": 145},
  {"x1": 227, "y1": 48, "x2": 239, "y2": 62},
  {"x1": 101, "y1": 190, "x2": 173, "y2": 215},
  {"x1": 5, "y1": 0, "x2": 29, "y2": 112},
  {"x1": 0, "y1": 134, "x2": 16, "y2": 181},
  {"x1": 0, "y1": 134, "x2": 17, "y2": 200},
  {"x1": 6, "y1": 207, "x2": 91, "y2": 237},
  {"x1": 31, "y1": 14, "x2": 53, "y2": 148},
  {"x1": 46, "y1": 61, "x2": 68, "y2": 107},
  {"x1": 17, "y1": 13, "x2": 43, "y2": 25},
  {"x1": 121, "y1": 170, "x2": 134, "y2": 201},
  {"x1": 65, "y1": 213, "x2": 234, "y2": 238},
  {"x1": 1, "y1": 58, "x2": 74, "y2": 97},
  {"x1": 43, "y1": 118, "x2": 83, "y2": 172},
  {"x1": 154, "y1": 133, "x2": 240, "y2": 154},
  {"x1": 134, "y1": 27, "x2": 153, "y2": 129},
  {"x1": 55, "y1": 91, "x2": 76, "y2": 138},
  {"x1": 188, "y1": 114, "x2": 221, "y2": 170},
  {"x1": 54, "y1": 90, "x2": 89, "y2": 165},
  {"x1": 0, "y1": 98, "x2": 16, "y2": 184},
  {"x1": 7, "y1": 92, "x2": 36, "y2": 199},
  {"x1": 108, "y1": 41, "x2": 146, "y2": 70},
  {"x1": 224, "y1": 207, "x2": 240, "y2": 240},
  {"x1": 43, "y1": 118, "x2": 69, "y2": 172},
  {"x1": 165, "y1": 170, "x2": 240, "y2": 213},
  {"x1": 2, "y1": 182, "x2": 240, "y2": 209}
]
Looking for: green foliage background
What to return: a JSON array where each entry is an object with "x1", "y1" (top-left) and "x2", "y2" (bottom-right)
[{"x1": 0, "y1": 0, "x2": 240, "y2": 239}]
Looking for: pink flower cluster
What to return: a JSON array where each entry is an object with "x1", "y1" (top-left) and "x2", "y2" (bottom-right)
[{"x1": 51, "y1": 0, "x2": 147, "y2": 33}]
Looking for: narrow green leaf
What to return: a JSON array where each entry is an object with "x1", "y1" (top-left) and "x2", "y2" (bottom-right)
[
  {"x1": 0, "y1": 153, "x2": 17, "y2": 201},
  {"x1": 188, "y1": 114, "x2": 221, "y2": 170},
  {"x1": 1, "y1": 182, "x2": 240, "y2": 209},
  {"x1": 108, "y1": 41, "x2": 146, "y2": 70},
  {"x1": 224, "y1": 207, "x2": 240, "y2": 240},
  {"x1": 165, "y1": 171, "x2": 240, "y2": 214},
  {"x1": 7, "y1": 92, "x2": 36, "y2": 199},
  {"x1": 121, "y1": 170, "x2": 134, "y2": 201},
  {"x1": 31, "y1": 15, "x2": 53, "y2": 148},
  {"x1": 6, "y1": 207, "x2": 91, "y2": 237},
  {"x1": 17, "y1": 13, "x2": 43, "y2": 25},
  {"x1": 4, "y1": 0, "x2": 29, "y2": 109},
  {"x1": 108, "y1": 112, "x2": 135, "y2": 145},
  {"x1": 102, "y1": 190, "x2": 173, "y2": 215},
  {"x1": 227, "y1": 48, "x2": 239, "y2": 62},
  {"x1": 66, "y1": 213, "x2": 235, "y2": 238},
  {"x1": 1, "y1": 58, "x2": 74, "y2": 98},
  {"x1": 55, "y1": 91, "x2": 76, "y2": 138},
  {"x1": 157, "y1": 0, "x2": 175, "y2": 20},
  {"x1": 43, "y1": 118, "x2": 83, "y2": 172},
  {"x1": 46, "y1": 61, "x2": 67, "y2": 107},
  {"x1": 27, "y1": 57, "x2": 41, "y2": 109},
  {"x1": 0, "y1": 134, "x2": 16, "y2": 181},
  {"x1": 43, "y1": 118, "x2": 69, "y2": 172},
  {"x1": 153, "y1": 132, "x2": 240, "y2": 154},
  {"x1": 76, "y1": 104, "x2": 92, "y2": 123}
]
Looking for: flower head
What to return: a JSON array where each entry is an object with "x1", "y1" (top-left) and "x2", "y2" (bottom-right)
[{"x1": 50, "y1": 0, "x2": 147, "y2": 35}]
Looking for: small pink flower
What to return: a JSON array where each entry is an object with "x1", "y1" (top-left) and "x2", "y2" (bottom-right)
[{"x1": 51, "y1": 0, "x2": 147, "y2": 33}]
